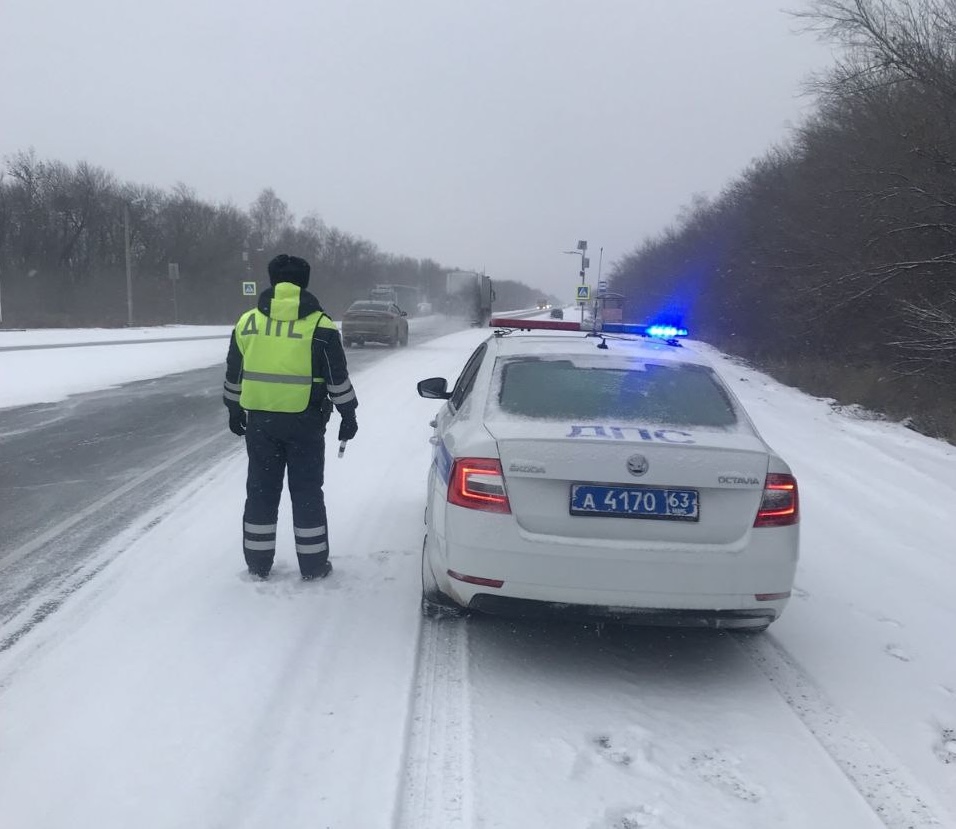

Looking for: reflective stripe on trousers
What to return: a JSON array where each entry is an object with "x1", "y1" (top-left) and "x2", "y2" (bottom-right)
[
  {"x1": 243, "y1": 521, "x2": 277, "y2": 554},
  {"x1": 294, "y1": 524, "x2": 328, "y2": 555}
]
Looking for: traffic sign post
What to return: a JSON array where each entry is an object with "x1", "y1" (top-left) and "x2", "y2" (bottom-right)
[
  {"x1": 242, "y1": 281, "x2": 257, "y2": 297},
  {"x1": 168, "y1": 263, "x2": 181, "y2": 324},
  {"x1": 598, "y1": 279, "x2": 608, "y2": 295},
  {"x1": 576, "y1": 241, "x2": 589, "y2": 322}
]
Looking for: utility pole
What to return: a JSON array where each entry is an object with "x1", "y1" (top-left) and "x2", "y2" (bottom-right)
[
  {"x1": 595, "y1": 246, "x2": 604, "y2": 328},
  {"x1": 124, "y1": 203, "x2": 133, "y2": 326}
]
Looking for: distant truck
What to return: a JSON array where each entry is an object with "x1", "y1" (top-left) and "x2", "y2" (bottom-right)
[
  {"x1": 368, "y1": 284, "x2": 421, "y2": 315},
  {"x1": 445, "y1": 271, "x2": 494, "y2": 326}
]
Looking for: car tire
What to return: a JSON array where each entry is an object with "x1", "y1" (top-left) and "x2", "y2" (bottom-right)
[
  {"x1": 421, "y1": 539, "x2": 466, "y2": 620},
  {"x1": 389, "y1": 330, "x2": 399, "y2": 348},
  {"x1": 400, "y1": 329, "x2": 409, "y2": 347},
  {"x1": 344, "y1": 339, "x2": 353, "y2": 348}
]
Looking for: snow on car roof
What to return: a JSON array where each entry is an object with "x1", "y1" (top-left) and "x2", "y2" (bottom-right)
[{"x1": 487, "y1": 330, "x2": 712, "y2": 367}]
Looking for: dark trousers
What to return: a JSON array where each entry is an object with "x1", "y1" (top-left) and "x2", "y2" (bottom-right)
[{"x1": 242, "y1": 409, "x2": 329, "y2": 577}]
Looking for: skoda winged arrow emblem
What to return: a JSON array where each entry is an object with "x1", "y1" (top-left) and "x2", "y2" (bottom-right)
[{"x1": 626, "y1": 454, "x2": 649, "y2": 477}]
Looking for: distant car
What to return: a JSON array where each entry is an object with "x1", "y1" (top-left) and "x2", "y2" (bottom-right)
[
  {"x1": 342, "y1": 300, "x2": 408, "y2": 348},
  {"x1": 416, "y1": 320, "x2": 799, "y2": 631},
  {"x1": 549, "y1": 308, "x2": 564, "y2": 319}
]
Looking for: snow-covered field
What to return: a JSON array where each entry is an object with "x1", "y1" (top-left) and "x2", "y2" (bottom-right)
[
  {"x1": 0, "y1": 328, "x2": 953, "y2": 828},
  {"x1": 0, "y1": 325, "x2": 233, "y2": 409},
  {"x1": 0, "y1": 316, "x2": 459, "y2": 410}
]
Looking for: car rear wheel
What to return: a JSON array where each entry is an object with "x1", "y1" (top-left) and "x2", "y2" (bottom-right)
[{"x1": 421, "y1": 540, "x2": 466, "y2": 619}]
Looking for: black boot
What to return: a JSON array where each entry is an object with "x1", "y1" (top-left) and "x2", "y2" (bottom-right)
[{"x1": 301, "y1": 560, "x2": 333, "y2": 581}]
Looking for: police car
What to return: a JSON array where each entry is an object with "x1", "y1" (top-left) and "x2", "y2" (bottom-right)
[{"x1": 417, "y1": 318, "x2": 799, "y2": 631}]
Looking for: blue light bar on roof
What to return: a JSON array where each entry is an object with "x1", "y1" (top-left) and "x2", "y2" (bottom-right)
[
  {"x1": 584, "y1": 322, "x2": 688, "y2": 338},
  {"x1": 488, "y1": 317, "x2": 689, "y2": 339},
  {"x1": 646, "y1": 325, "x2": 689, "y2": 338}
]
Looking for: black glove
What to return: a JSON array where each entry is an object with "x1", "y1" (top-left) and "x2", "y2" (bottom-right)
[
  {"x1": 338, "y1": 414, "x2": 358, "y2": 442},
  {"x1": 229, "y1": 410, "x2": 247, "y2": 437}
]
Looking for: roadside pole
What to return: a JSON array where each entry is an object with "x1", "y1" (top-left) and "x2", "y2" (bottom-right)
[
  {"x1": 577, "y1": 240, "x2": 589, "y2": 324},
  {"x1": 124, "y1": 203, "x2": 133, "y2": 326},
  {"x1": 168, "y1": 263, "x2": 180, "y2": 324}
]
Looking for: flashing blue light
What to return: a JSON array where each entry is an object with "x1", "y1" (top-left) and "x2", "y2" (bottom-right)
[
  {"x1": 646, "y1": 325, "x2": 689, "y2": 339},
  {"x1": 599, "y1": 322, "x2": 689, "y2": 339}
]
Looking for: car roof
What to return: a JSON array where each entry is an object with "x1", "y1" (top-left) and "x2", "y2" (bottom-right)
[{"x1": 486, "y1": 330, "x2": 712, "y2": 368}]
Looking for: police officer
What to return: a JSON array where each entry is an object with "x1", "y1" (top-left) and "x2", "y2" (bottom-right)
[{"x1": 222, "y1": 254, "x2": 358, "y2": 580}]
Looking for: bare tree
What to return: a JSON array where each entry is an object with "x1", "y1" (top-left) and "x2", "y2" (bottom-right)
[{"x1": 249, "y1": 188, "x2": 293, "y2": 249}]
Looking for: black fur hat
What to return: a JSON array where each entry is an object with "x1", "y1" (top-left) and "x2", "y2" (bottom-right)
[{"x1": 267, "y1": 254, "x2": 310, "y2": 288}]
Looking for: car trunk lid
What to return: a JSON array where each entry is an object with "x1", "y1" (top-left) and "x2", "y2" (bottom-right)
[{"x1": 486, "y1": 420, "x2": 769, "y2": 545}]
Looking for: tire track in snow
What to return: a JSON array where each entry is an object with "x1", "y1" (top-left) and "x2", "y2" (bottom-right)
[
  {"x1": 737, "y1": 633, "x2": 948, "y2": 829},
  {"x1": 394, "y1": 618, "x2": 473, "y2": 829}
]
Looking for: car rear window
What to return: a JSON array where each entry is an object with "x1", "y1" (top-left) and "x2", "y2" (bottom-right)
[
  {"x1": 496, "y1": 358, "x2": 738, "y2": 427},
  {"x1": 348, "y1": 301, "x2": 390, "y2": 311}
]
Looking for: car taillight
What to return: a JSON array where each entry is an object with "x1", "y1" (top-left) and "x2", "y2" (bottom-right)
[
  {"x1": 754, "y1": 473, "x2": 799, "y2": 527},
  {"x1": 448, "y1": 458, "x2": 511, "y2": 514}
]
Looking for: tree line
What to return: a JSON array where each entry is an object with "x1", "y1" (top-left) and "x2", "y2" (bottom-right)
[
  {"x1": 610, "y1": 0, "x2": 956, "y2": 439},
  {"x1": 0, "y1": 152, "x2": 545, "y2": 327}
]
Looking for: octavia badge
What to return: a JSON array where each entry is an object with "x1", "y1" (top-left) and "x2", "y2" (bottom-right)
[{"x1": 626, "y1": 454, "x2": 649, "y2": 477}]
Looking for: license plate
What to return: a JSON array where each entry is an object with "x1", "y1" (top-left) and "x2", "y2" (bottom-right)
[{"x1": 570, "y1": 484, "x2": 699, "y2": 521}]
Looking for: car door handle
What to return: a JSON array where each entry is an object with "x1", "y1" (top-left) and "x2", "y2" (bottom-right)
[{"x1": 429, "y1": 418, "x2": 437, "y2": 428}]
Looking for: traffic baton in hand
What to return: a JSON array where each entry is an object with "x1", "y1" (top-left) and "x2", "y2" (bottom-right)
[{"x1": 337, "y1": 440, "x2": 347, "y2": 458}]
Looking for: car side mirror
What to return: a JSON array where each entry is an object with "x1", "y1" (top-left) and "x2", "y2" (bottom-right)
[
  {"x1": 417, "y1": 377, "x2": 451, "y2": 399},
  {"x1": 401, "y1": 310, "x2": 408, "y2": 317}
]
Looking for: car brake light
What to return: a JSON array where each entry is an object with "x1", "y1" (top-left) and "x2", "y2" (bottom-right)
[
  {"x1": 754, "y1": 473, "x2": 799, "y2": 527},
  {"x1": 448, "y1": 570, "x2": 505, "y2": 588},
  {"x1": 448, "y1": 458, "x2": 511, "y2": 514}
]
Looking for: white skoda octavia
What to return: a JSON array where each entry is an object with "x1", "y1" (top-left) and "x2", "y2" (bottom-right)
[{"x1": 417, "y1": 320, "x2": 799, "y2": 631}]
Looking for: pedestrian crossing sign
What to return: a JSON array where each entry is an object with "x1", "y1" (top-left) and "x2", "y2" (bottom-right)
[
  {"x1": 576, "y1": 285, "x2": 590, "y2": 303},
  {"x1": 242, "y1": 281, "x2": 257, "y2": 296}
]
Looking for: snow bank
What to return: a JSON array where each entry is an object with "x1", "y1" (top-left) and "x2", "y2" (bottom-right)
[
  {"x1": 0, "y1": 326, "x2": 233, "y2": 410},
  {"x1": 703, "y1": 344, "x2": 956, "y2": 818}
]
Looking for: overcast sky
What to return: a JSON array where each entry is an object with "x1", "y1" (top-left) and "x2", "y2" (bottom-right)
[{"x1": 1, "y1": 0, "x2": 833, "y2": 294}]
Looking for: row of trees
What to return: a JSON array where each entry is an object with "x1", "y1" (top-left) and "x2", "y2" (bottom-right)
[
  {"x1": 611, "y1": 0, "x2": 956, "y2": 438},
  {"x1": 0, "y1": 153, "x2": 543, "y2": 326}
]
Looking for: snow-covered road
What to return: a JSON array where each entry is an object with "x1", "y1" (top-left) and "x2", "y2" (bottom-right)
[{"x1": 0, "y1": 328, "x2": 953, "y2": 828}]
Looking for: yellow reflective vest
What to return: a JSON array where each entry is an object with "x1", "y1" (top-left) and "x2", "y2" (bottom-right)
[{"x1": 234, "y1": 282, "x2": 337, "y2": 412}]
